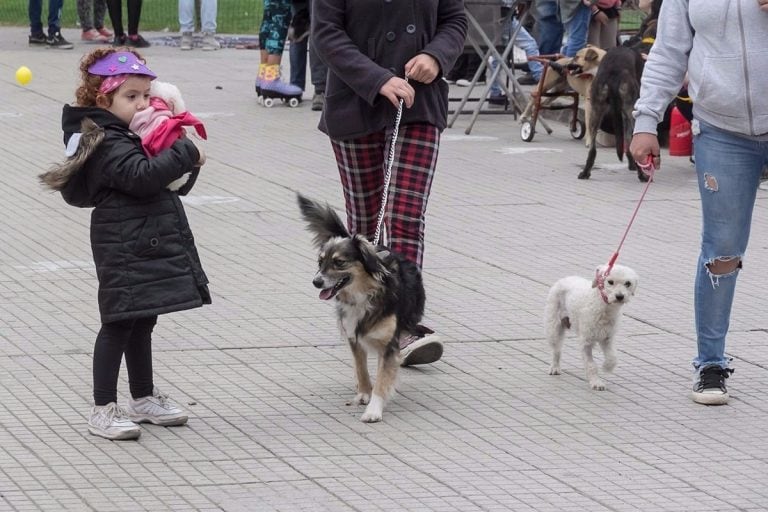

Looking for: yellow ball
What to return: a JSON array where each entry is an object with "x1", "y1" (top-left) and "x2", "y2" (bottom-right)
[{"x1": 15, "y1": 66, "x2": 32, "y2": 86}]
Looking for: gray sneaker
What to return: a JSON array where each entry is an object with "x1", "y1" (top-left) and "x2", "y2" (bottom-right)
[
  {"x1": 311, "y1": 91, "x2": 325, "y2": 111},
  {"x1": 126, "y1": 388, "x2": 188, "y2": 426},
  {"x1": 88, "y1": 402, "x2": 141, "y2": 440},
  {"x1": 399, "y1": 325, "x2": 443, "y2": 366},
  {"x1": 201, "y1": 32, "x2": 221, "y2": 51},
  {"x1": 180, "y1": 31, "x2": 193, "y2": 51}
]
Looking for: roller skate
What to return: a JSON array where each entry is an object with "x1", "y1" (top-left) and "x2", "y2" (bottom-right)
[
  {"x1": 255, "y1": 63, "x2": 266, "y2": 104},
  {"x1": 260, "y1": 64, "x2": 303, "y2": 108}
]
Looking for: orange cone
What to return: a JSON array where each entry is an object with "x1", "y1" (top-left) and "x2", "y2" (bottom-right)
[{"x1": 669, "y1": 105, "x2": 692, "y2": 157}]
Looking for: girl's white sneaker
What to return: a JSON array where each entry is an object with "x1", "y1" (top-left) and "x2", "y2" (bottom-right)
[
  {"x1": 88, "y1": 402, "x2": 141, "y2": 440},
  {"x1": 126, "y1": 388, "x2": 189, "y2": 426}
]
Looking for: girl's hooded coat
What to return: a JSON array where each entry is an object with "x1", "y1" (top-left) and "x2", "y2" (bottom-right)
[{"x1": 41, "y1": 105, "x2": 211, "y2": 323}]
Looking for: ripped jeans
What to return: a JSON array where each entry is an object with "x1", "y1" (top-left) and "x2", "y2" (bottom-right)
[{"x1": 693, "y1": 119, "x2": 768, "y2": 368}]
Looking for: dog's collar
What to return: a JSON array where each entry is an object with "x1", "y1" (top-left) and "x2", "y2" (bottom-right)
[{"x1": 595, "y1": 268, "x2": 610, "y2": 304}]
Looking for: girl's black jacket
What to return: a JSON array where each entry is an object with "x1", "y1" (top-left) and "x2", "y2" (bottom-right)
[{"x1": 41, "y1": 106, "x2": 211, "y2": 323}]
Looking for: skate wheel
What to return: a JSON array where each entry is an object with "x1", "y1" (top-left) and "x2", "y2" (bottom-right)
[
  {"x1": 521, "y1": 121, "x2": 535, "y2": 142},
  {"x1": 288, "y1": 97, "x2": 300, "y2": 108},
  {"x1": 263, "y1": 98, "x2": 275, "y2": 108},
  {"x1": 571, "y1": 119, "x2": 586, "y2": 140}
]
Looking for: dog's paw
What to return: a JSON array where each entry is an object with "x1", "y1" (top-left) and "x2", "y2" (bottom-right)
[
  {"x1": 548, "y1": 365, "x2": 561, "y2": 375},
  {"x1": 360, "y1": 410, "x2": 383, "y2": 423},
  {"x1": 346, "y1": 392, "x2": 370, "y2": 406},
  {"x1": 578, "y1": 170, "x2": 591, "y2": 180},
  {"x1": 590, "y1": 380, "x2": 606, "y2": 391}
]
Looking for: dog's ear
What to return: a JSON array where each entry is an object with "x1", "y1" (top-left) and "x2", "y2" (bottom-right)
[
  {"x1": 584, "y1": 48, "x2": 600, "y2": 63},
  {"x1": 296, "y1": 193, "x2": 350, "y2": 247},
  {"x1": 353, "y1": 235, "x2": 390, "y2": 279}
]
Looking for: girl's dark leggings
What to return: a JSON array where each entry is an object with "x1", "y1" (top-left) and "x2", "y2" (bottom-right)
[
  {"x1": 105, "y1": 0, "x2": 142, "y2": 36},
  {"x1": 93, "y1": 315, "x2": 157, "y2": 406}
]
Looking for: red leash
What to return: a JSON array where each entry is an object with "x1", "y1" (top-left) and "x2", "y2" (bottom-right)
[{"x1": 596, "y1": 155, "x2": 656, "y2": 302}]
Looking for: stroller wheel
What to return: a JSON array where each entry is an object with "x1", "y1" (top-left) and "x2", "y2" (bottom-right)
[
  {"x1": 570, "y1": 119, "x2": 585, "y2": 140},
  {"x1": 521, "y1": 121, "x2": 535, "y2": 142}
]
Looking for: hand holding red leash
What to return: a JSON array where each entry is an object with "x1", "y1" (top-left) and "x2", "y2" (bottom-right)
[{"x1": 630, "y1": 132, "x2": 661, "y2": 174}]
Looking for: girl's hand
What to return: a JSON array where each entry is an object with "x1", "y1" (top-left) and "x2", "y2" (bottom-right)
[
  {"x1": 758, "y1": 0, "x2": 768, "y2": 11},
  {"x1": 379, "y1": 77, "x2": 415, "y2": 109},
  {"x1": 404, "y1": 54, "x2": 440, "y2": 84},
  {"x1": 194, "y1": 144, "x2": 206, "y2": 166}
]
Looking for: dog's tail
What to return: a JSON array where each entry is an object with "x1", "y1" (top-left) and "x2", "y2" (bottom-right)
[{"x1": 610, "y1": 83, "x2": 624, "y2": 162}]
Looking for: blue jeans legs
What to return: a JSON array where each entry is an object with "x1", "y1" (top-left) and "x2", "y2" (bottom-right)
[
  {"x1": 29, "y1": 0, "x2": 64, "y2": 35},
  {"x1": 692, "y1": 120, "x2": 768, "y2": 369}
]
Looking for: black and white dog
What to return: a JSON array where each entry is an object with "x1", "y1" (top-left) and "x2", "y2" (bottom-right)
[{"x1": 297, "y1": 194, "x2": 425, "y2": 422}]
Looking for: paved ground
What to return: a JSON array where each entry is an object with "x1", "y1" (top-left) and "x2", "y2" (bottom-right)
[{"x1": 3, "y1": 27, "x2": 768, "y2": 512}]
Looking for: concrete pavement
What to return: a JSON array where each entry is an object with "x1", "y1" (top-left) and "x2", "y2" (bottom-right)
[{"x1": 2, "y1": 27, "x2": 768, "y2": 511}]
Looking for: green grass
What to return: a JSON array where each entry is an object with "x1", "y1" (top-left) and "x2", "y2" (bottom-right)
[{"x1": 0, "y1": 0, "x2": 264, "y2": 34}]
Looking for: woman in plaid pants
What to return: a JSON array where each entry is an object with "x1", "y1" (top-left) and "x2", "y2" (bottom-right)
[{"x1": 312, "y1": 0, "x2": 467, "y2": 366}]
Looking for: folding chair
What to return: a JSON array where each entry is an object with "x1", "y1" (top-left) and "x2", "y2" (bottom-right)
[{"x1": 447, "y1": 0, "x2": 537, "y2": 134}]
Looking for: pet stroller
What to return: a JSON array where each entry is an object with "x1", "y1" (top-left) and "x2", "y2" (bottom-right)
[{"x1": 519, "y1": 54, "x2": 586, "y2": 142}]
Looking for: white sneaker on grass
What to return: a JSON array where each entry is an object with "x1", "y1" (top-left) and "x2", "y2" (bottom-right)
[
  {"x1": 88, "y1": 402, "x2": 141, "y2": 440},
  {"x1": 126, "y1": 388, "x2": 188, "y2": 426}
]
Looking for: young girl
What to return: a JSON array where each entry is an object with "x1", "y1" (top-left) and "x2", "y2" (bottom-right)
[{"x1": 40, "y1": 48, "x2": 209, "y2": 440}]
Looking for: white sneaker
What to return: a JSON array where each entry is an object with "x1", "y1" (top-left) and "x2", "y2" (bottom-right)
[
  {"x1": 180, "y1": 31, "x2": 193, "y2": 51},
  {"x1": 201, "y1": 32, "x2": 221, "y2": 51},
  {"x1": 691, "y1": 366, "x2": 733, "y2": 405},
  {"x1": 399, "y1": 325, "x2": 443, "y2": 367},
  {"x1": 88, "y1": 402, "x2": 141, "y2": 440},
  {"x1": 126, "y1": 388, "x2": 189, "y2": 426}
]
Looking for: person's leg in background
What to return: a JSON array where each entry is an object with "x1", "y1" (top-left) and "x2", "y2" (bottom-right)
[
  {"x1": 309, "y1": 42, "x2": 327, "y2": 110},
  {"x1": 93, "y1": 0, "x2": 112, "y2": 38},
  {"x1": 42, "y1": 0, "x2": 72, "y2": 47},
  {"x1": 306, "y1": 0, "x2": 327, "y2": 110},
  {"x1": 534, "y1": 0, "x2": 564, "y2": 55},
  {"x1": 178, "y1": 0, "x2": 195, "y2": 50},
  {"x1": 587, "y1": 15, "x2": 618, "y2": 49},
  {"x1": 289, "y1": 2, "x2": 309, "y2": 91},
  {"x1": 125, "y1": 0, "x2": 150, "y2": 47},
  {"x1": 691, "y1": 122, "x2": 767, "y2": 404},
  {"x1": 561, "y1": 2, "x2": 590, "y2": 57},
  {"x1": 29, "y1": 0, "x2": 47, "y2": 43},
  {"x1": 106, "y1": 0, "x2": 125, "y2": 44},
  {"x1": 200, "y1": 0, "x2": 220, "y2": 50},
  {"x1": 258, "y1": 0, "x2": 303, "y2": 99},
  {"x1": 79, "y1": 0, "x2": 110, "y2": 41}
]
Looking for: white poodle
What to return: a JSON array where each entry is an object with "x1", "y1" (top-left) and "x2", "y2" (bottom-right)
[{"x1": 544, "y1": 264, "x2": 639, "y2": 390}]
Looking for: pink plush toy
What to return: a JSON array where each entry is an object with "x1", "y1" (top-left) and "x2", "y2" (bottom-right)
[{"x1": 130, "y1": 81, "x2": 207, "y2": 191}]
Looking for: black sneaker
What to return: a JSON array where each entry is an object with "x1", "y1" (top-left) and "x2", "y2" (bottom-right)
[
  {"x1": 46, "y1": 31, "x2": 73, "y2": 49},
  {"x1": 692, "y1": 366, "x2": 734, "y2": 405},
  {"x1": 517, "y1": 73, "x2": 538, "y2": 86},
  {"x1": 125, "y1": 34, "x2": 151, "y2": 48},
  {"x1": 488, "y1": 94, "x2": 507, "y2": 106},
  {"x1": 29, "y1": 32, "x2": 48, "y2": 45},
  {"x1": 112, "y1": 34, "x2": 127, "y2": 47}
]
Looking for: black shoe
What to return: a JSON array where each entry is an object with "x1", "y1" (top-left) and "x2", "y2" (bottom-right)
[
  {"x1": 112, "y1": 34, "x2": 127, "y2": 47},
  {"x1": 46, "y1": 31, "x2": 74, "y2": 49},
  {"x1": 517, "y1": 73, "x2": 538, "y2": 86},
  {"x1": 125, "y1": 34, "x2": 151, "y2": 48},
  {"x1": 29, "y1": 32, "x2": 47, "y2": 45},
  {"x1": 487, "y1": 94, "x2": 507, "y2": 106},
  {"x1": 691, "y1": 366, "x2": 734, "y2": 405}
]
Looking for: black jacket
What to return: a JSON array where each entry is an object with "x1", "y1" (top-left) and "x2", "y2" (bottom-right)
[
  {"x1": 41, "y1": 106, "x2": 211, "y2": 323},
  {"x1": 312, "y1": 0, "x2": 467, "y2": 140}
]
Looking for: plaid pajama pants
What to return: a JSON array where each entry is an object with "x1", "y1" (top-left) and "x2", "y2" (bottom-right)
[{"x1": 331, "y1": 123, "x2": 440, "y2": 269}]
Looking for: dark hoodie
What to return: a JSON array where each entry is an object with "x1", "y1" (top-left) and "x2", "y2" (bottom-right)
[{"x1": 41, "y1": 105, "x2": 211, "y2": 323}]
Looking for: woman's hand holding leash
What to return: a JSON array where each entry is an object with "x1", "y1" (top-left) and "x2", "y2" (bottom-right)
[
  {"x1": 380, "y1": 77, "x2": 414, "y2": 109},
  {"x1": 630, "y1": 132, "x2": 661, "y2": 175},
  {"x1": 404, "y1": 54, "x2": 440, "y2": 84}
]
